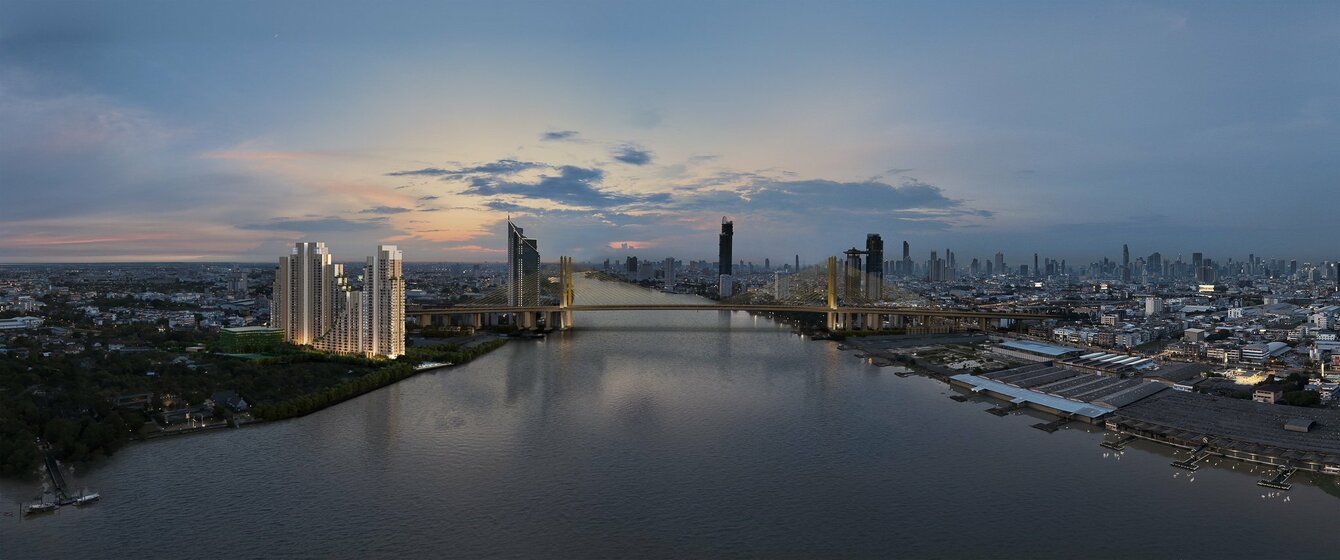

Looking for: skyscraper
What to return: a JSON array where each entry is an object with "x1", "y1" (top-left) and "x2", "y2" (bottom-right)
[
  {"x1": 272, "y1": 242, "x2": 336, "y2": 347},
  {"x1": 994, "y1": 252, "x2": 1004, "y2": 276},
  {"x1": 362, "y1": 245, "x2": 405, "y2": 359},
  {"x1": 719, "y1": 217, "x2": 734, "y2": 297},
  {"x1": 507, "y1": 221, "x2": 540, "y2": 306},
  {"x1": 663, "y1": 257, "x2": 675, "y2": 288},
  {"x1": 864, "y1": 233, "x2": 884, "y2": 300},
  {"x1": 1122, "y1": 244, "x2": 1131, "y2": 282},
  {"x1": 271, "y1": 242, "x2": 405, "y2": 358},
  {"x1": 844, "y1": 247, "x2": 864, "y2": 299}
]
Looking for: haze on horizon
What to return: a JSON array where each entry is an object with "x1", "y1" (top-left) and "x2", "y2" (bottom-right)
[{"x1": 2, "y1": 1, "x2": 1337, "y2": 265}]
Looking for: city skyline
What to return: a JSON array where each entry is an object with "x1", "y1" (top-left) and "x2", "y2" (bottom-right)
[
  {"x1": 7, "y1": 3, "x2": 1340, "y2": 555},
  {"x1": 3, "y1": 2, "x2": 1339, "y2": 263}
]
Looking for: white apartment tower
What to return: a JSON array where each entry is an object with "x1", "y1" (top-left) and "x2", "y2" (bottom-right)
[
  {"x1": 271, "y1": 242, "x2": 404, "y2": 358},
  {"x1": 362, "y1": 245, "x2": 405, "y2": 359},
  {"x1": 272, "y1": 242, "x2": 337, "y2": 346}
]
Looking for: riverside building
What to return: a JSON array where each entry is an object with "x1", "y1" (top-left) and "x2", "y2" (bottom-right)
[{"x1": 271, "y1": 242, "x2": 405, "y2": 358}]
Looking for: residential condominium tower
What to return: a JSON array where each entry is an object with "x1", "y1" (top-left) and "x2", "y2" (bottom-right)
[
  {"x1": 272, "y1": 242, "x2": 337, "y2": 347},
  {"x1": 271, "y1": 242, "x2": 405, "y2": 358},
  {"x1": 362, "y1": 245, "x2": 405, "y2": 358}
]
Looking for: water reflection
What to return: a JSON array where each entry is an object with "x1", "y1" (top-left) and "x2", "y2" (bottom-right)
[{"x1": 3, "y1": 277, "x2": 1338, "y2": 558}]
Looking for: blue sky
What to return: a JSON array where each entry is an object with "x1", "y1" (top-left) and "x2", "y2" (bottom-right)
[{"x1": 2, "y1": 1, "x2": 1337, "y2": 264}]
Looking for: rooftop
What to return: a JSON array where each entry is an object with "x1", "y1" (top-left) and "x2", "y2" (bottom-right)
[
  {"x1": 221, "y1": 326, "x2": 281, "y2": 333},
  {"x1": 998, "y1": 340, "x2": 1083, "y2": 358},
  {"x1": 1112, "y1": 391, "x2": 1340, "y2": 462},
  {"x1": 951, "y1": 373, "x2": 1117, "y2": 420}
]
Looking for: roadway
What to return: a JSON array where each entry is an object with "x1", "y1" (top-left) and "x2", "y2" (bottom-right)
[{"x1": 411, "y1": 303, "x2": 1056, "y2": 320}]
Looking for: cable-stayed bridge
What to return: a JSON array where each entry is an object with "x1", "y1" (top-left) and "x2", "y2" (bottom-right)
[{"x1": 411, "y1": 255, "x2": 1057, "y2": 331}]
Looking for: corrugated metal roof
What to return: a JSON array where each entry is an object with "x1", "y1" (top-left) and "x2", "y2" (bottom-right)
[{"x1": 951, "y1": 374, "x2": 1117, "y2": 419}]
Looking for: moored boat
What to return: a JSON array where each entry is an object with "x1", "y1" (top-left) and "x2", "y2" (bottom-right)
[{"x1": 25, "y1": 502, "x2": 58, "y2": 516}]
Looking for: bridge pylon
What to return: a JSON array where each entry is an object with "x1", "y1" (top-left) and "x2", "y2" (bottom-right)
[
  {"x1": 556, "y1": 256, "x2": 574, "y2": 330},
  {"x1": 826, "y1": 255, "x2": 839, "y2": 330}
]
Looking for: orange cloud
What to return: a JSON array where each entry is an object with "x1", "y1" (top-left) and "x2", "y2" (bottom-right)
[
  {"x1": 442, "y1": 245, "x2": 506, "y2": 254},
  {"x1": 1, "y1": 232, "x2": 176, "y2": 247}
]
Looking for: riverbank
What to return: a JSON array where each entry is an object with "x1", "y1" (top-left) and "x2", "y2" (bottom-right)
[
  {"x1": 4, "y1": 338, "x2": 510, "y2": 483},
  {"x1": 243, "y1": 339, "x2": 508, "y2": 421},
  {"x1": 837, "y1": 334, "x2": 1340, "y2": 486}
]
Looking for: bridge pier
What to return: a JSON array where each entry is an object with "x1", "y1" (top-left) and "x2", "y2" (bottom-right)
[
  {"x1": 547, "y1": 310, "x2": 572, "y2": 331},
  {"x1": 412, "y1": 304, "x2": 1052, "y2": 334}
]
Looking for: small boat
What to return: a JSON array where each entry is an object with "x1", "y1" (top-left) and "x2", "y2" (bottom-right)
[
  {"x1": 74, "y1": 493, "x2": 100, "y2": 506},
  {"x1": 25, "y1": 502, "x2": 59, "y2": 516}
]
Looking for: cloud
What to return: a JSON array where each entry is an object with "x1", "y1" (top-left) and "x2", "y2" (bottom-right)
[
  {"x1": 886, "y1": 168, "x2": 915, "y2": 175},
  {"x1": 360, "y1": 206, "x2": 412, "y2": 215},
  {"x1": 671, "y1": 176, "x2": 972, "y2": 216},
  {"x1": 386, "y1": 159, "x2": 543, "y2": 178},
  {"x1": 485, "y1": 201, "x2": 528, "y2": 213},
  {"x1": 540, "y1": 130, "x2": 580, "y2": 141},
  {"x1": 441, "y1": 244, "x2": 506, "y2": 254},
  {"x1": 463, "y1": 165, "x2": 647, "y2": 208},
  {"x1": 239, "y1": 216, "x2": 389, "y2": 232},
  {"x1": 612, "y1": 144, "x2": 653, "y2": 165}
]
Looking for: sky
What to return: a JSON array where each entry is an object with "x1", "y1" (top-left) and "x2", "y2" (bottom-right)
[{"x1": 2, "y1": 1, "x2": 1337, "y2": 265}]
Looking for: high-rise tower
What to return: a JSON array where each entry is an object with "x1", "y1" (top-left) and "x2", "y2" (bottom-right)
[
  {"x1": 362, "y1": 245, "x2": 404, "y2": 359},
  {"x1": 718, "y1": 217, "x2": 734, "y2": 297},
  {"x1": 901, "y1": 240, "x2": 912, "y2": 276},
  {"x1": 271, "y1": 242, "x2": 405, "y2": 358},
  {"x1": 272, "y1": 242, "x2": 336, "y2": 346},
  {"x1": 1122, "y1": 244, "x2": 1131, "y2": 282},
  {"x1": 844, "y1": 247, "x2": 864, "y2": 300},
  {"x1": 864, "y1": 234, "x2": 884, "y2": 300},
  {"x1": 507, "y1": 221, "x2": 540, "y2": 306}
]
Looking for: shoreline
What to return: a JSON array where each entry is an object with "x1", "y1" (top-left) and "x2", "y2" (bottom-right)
[
  {"x1": 9, "y1": 340, "x2": 508, "y2": 483},
  {"x1": 837, "y1": 334, "x2": 1340, "y2": 486}
]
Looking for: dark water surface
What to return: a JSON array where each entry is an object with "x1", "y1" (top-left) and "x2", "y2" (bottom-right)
[{"x1": 4, "y1": 280, "x2": 1337, "y2": 558}]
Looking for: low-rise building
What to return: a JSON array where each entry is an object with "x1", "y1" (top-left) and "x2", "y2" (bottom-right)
[
  {"x1": 1253, "y1": 385, "x2": 1285, "y2": 404},
  {"x1": 0, "y1": 316, "x2": 44, "y2": 330}
]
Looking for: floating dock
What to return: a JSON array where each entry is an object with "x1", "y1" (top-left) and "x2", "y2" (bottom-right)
[
  {"x1": 1100, "y1": 435, "x2": 1136, "y2": 451},
  {"x1": 1032, "y1": 417, "x2": 1072, "y2": 433},
  {"x1": 1171, "y1": 445, "x2": 1210, "y2": 471},
  {"x1": 1257, "y1": 467, "x2": 1296, "y2": 491}
]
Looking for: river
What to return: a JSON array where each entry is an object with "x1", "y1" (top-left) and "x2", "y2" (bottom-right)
[{"x1": 3, "y1": 278, "x2": 1336, "y2": 558}]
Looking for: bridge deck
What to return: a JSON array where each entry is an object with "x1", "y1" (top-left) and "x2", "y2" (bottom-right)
[{"x1": 412, "y1": 304, "x2": 1054, "y2": 320}]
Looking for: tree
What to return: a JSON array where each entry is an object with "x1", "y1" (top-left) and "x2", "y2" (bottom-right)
[{"x1": 1283, "y1": 390, "x2": 1321, "y2": 407}]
